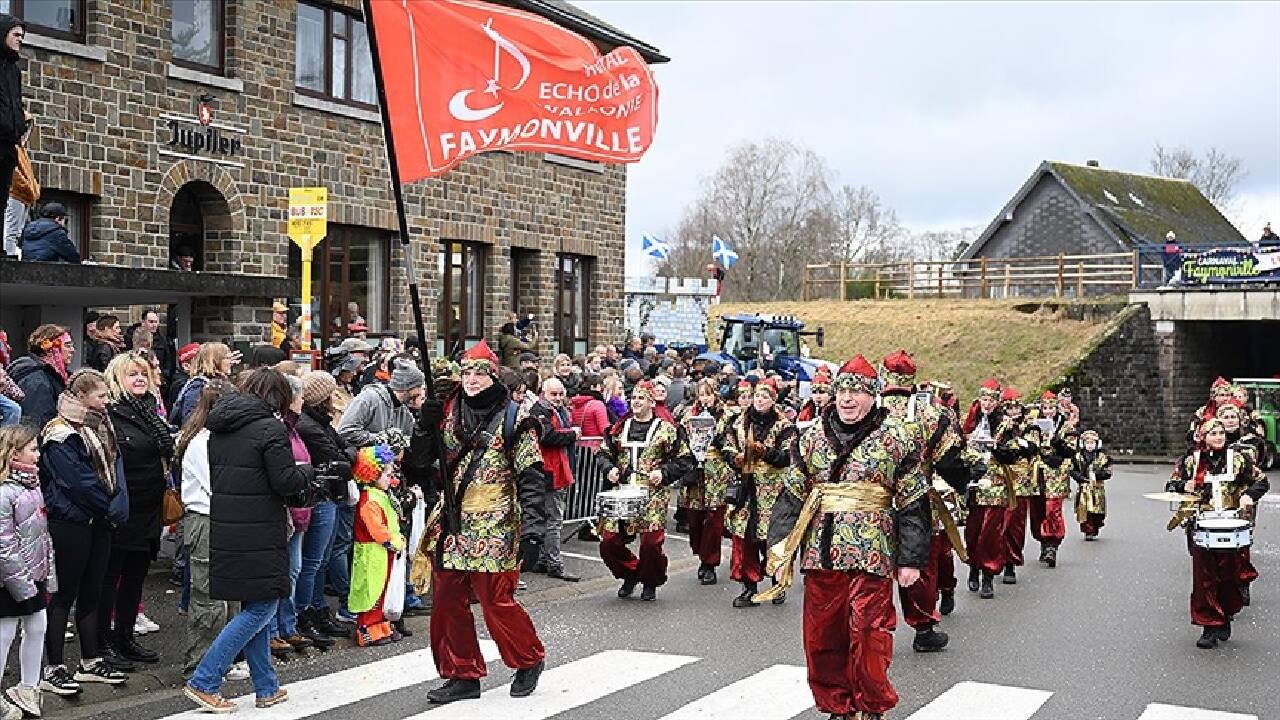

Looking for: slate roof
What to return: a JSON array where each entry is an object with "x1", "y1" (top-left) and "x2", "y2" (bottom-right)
[
  {"x1": 504, "y1": 0, "x2": 669, "y2": 63},
  {"x1": 963, "y1": 161, "x2": 1246, "y2": 258}
]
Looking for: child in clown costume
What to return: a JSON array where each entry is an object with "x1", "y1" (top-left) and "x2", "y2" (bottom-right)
[{"x1": 348, "y1": 444, "x2": 405, "y2": 647}]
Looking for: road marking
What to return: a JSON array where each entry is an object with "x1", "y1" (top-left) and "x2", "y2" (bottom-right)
[
  {"x1": 560, "y1": 550, "x2": 606, "y2": 563},
  {"x1": 1137, "y1": 703, "x2": 1259, "y2": 720},
  {"x1": 405, "y1": 649, "x2": 698, "y2": 720},
  {"x1": 162, "y1": 642, "x2": 500, "y2": 719},
  {"x1": 656, "y1": 664, "x2": 812, "y2": 720},
  {"x1": 904, "y1": 681, "x2": 1053, "y2": 720}
]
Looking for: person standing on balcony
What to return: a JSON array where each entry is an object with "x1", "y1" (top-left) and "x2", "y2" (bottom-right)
[
  {"x1": 0, "y1": 15, "x2": 24, "y2": 216},
  {"x1": 1160, "y1": 230, "x2": 1183, "y2": 286}
]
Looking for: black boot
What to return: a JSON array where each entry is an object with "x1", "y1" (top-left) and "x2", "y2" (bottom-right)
[
  {"x1": 510, "y1": 660, "x2": 544, "y2": 697},
  {"x1": 393, "y1": 619, "x2": 413, "y2": 638},
  {"x1": 1196, "y1": 627, "x2": 1219, "y2": 649},
  {"x1": 732, "y1": 583, "x2": 759, "y2": 608},
  {"x1": 117, "y1": 638, "x2": 159, "y2": 664},
  {"x1": 299, "y1": 611, "x2": 335, "y2": 649},
  {"x1": 315, "y1": 608, "x2": 351, "y2": 638},
  {"x1": 1038, "y1": 543, "x2": 1048, "y2": 563},
  {"x1": 939, "y1": 591, "x2": 955, "y2": 616},
  {"x1": 700, "y1": 565, "x2": 718, "y2": 586},
  {"x1": 640, "y1": 585, "x2": 657, "y2": 601},
  {"x1": 979, "y1": 571, "x2": 995, "y2": 599},
  {"x1": 1217, "y1": 621, "x2": 1232, "y2": 642},
  {"x1": 1002, "y1": 564, "x2": 1017, "y2": 585},
  {"x1": 427, "y1": 678, "x2": 482, "y2": 704},
  {"x1": 1044, "y1": 546, "x2": 1057, "y2": 568},
  {"x1": 912, "y1": 627, "x2": 950, "y2": 652},
  {"x1": 967, "y1": 566, "x2": 980, "y2": 592},
  {"x1": 617, "y1": 578, "x2": 638, "y2": 598},
  {"x1": 1241, "y1": 584, "x2": 1251, "y2": 607}
]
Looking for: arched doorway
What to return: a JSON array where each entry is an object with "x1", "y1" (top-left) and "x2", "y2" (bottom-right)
[{"x1": 168, "y1": 181, "x2": 232, "y2": 272}]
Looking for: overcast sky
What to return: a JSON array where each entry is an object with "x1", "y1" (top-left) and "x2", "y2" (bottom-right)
[{"x1": 576, "y1": 1, "x2": 1280, "y2": 274}]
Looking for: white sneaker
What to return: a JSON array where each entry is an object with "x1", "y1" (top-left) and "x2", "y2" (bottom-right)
[
  {"x1": 4, "y1": 685, "x2": 41, "y2": 718},
  {"x1": 224, "y1": 662, "x2": 250, "y2": 682},
  {"x1": 134, "y1": 614, "x2": 160, "y2": 635}
]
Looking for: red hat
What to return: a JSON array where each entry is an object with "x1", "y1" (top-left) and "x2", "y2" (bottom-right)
[
  {"x1": 879, "y1": 349, "x2": 916, "y2": 392},
  {"x1": 810, "y1": 365, "x2": 833, "y2": 390},
  {"x1": 632, "y1": 379, "x2": 657, "y2": 402},
  {"x1": 460, "y1": 339, "x2": 500, "y2": 375},
  {"x1": 1040, "y1": 390, "x2": 1057, "y2": 402},
  {"x1": 978, "y1": 377, "x2": 1001, "y2": 398},
  {"x1": 178, "y1": 342, "x2": 201, "y2": 364},
  {"x1": 1211, "y1": 376, "x2": 1230, "y2": 389},
  {"x1": 1000, "y1": 387, "x2": 1021, "y2": 403},
  {"x1": 755, "y1": 377, "x2": 779, "y2": 397},
  {"x1": 834, "y1": 354, "x2": 881, "y2": 394}
]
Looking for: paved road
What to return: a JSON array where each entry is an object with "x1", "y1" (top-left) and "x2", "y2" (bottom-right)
[{"x1": 34, "y1": 465, "x2": 1278, "y2": 720}]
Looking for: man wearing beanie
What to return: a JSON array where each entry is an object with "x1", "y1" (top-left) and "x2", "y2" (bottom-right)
[
  {"x1": 595, "y1": 380, "x2": 695, "y2": 602},
  {"x1": 762, "y1": 355, "x2": 929, "y2": 720},
  {"x1": 408, "y1": 340, "x2": 550, "y2": 704}
]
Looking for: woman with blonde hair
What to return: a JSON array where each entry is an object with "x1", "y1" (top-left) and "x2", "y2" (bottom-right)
[
  {"x1": 171, "y1": 343, "x2": 237, "y2": 427},
  {"x1": 39, "y1": 370, "x2": 129, "y2": 694},
  {"x1": 97, "y1": 353, "x2": 174, "y2": 666}
]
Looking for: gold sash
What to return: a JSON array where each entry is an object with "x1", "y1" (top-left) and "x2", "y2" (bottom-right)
[
  {"x1": 752, "y1": 483, "x2": 892, "y2": 603},
  {"x1": 410, "y1": 484, "x2": 515, "y2": 594}
]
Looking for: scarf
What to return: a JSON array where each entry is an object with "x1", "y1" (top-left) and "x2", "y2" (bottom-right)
[
  {"x1": 3, "y1": 460, "x2": 39, "y2": 488},
  {"x1": 119, "y1": 391, "x2": 176, "y2": 460},
  {"x1": 56, "y1": 392, "x2": 118, "y2": 494},
  {"x1": 41, "y1": 342, "x2": 71, "y2": 383}
]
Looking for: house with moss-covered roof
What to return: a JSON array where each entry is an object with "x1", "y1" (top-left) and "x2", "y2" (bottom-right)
[{"x1": 961, "y1": 160, "x2": 1246, "y2": 262}]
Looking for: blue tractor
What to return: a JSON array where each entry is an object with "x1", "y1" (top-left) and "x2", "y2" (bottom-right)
[{"x1": 697, "y1": 314, "x2": 833, "y2": 392}]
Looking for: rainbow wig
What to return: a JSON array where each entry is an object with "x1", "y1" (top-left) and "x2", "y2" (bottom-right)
[{"x1": 353, "y1": 444, "x2": 396, "y2": 484}]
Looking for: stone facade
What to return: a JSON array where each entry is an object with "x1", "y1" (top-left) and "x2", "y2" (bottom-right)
[
  {"x1": 625, "y1": 276, "x2": 717, "y2": 346},
  {"x1": 18, "y1": 0, "x2": 632, "y2": 350},
  {"x1": 974, "y1": 175, "x2": 1126, "y2": 261},
  {"x1": 1059, "y1": 305, "x2": 1167, "y2": 456}
]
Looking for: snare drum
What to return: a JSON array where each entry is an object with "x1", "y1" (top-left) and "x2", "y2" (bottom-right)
[
  {"x1": 1193, "y1": 512, "x2": 1253, "y2": 552},
  {"x1": 595, "y1": 485, "x2": 649, "y2": 521}
]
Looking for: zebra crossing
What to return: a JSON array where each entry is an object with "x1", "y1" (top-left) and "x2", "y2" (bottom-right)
[{"x1": 154, "y1": 647, "x2": 1260, "y2": 720}]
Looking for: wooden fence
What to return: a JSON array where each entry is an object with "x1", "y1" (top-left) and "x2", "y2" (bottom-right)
[{"x1": 802, "y1": 251, "x2": 1142, "y2": 301}]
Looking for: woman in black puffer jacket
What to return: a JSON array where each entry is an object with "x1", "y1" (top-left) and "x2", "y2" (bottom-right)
[{"x1": 184, "y1": 369, "x2": 312, "y2": 712}]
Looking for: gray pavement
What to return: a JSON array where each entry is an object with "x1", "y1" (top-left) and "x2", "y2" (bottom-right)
[{"x1": 24, "y1": 464, "x2": 1278, "y2": 720}]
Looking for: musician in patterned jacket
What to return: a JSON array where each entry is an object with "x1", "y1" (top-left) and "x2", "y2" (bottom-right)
[
  {"x1": 963, "y1": 378, "x2": 1008, "y2": 599},
  {"x1": 1033, "y1": 422, "x2": 1075, "y2": 568},
  {"x1": 1069, "y1": 430, "x2": 1111, "y2": 540},
  {"x1": 595, "y1": 381, "x2": 694, "y2": 602},
  {"x1": 720, "y1": 376, "x2": 795, "y2": 608},
  {"x1": 408, "y1": 340, "x2": 548, "y2": 705},
  {"x1": 677, "y1": 379, "x2": 733, "y2": 586},
  {"x1": 995, "y1": 389, "x2": 1038, "y2": 586},
  {"x1": 1166, "y1": 418, "x2": 1268, "y2": 649},
  {"x1": 763, "y1": 355, "x2": 930, "y2": 720},
  {"x1": 1217, "y1": 402, "x2": 1265, "y2": 607},
  {"x1": 878, "y1": 351, "x2": 984, "y2": 653}
]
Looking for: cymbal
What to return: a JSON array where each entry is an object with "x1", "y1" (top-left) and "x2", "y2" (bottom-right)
[{"x1": 1143, "y1": 492, "x2": 1199, "y2": 503}]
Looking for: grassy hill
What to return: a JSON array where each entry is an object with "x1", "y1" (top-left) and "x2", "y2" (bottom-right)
[{"x1": 713, "y1": 299, "x2": 1125, "y2": 402}]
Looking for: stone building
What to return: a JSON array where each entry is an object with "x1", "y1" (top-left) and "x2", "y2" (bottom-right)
[
  {"x1": 0, "y1": 0, "x2": 666, "y2": 360},
  {"x1": 961, "y1": 160, "x2": 1246, "y2": 270}
]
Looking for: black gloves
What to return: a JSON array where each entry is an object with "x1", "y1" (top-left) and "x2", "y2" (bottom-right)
[
  {"x1": 763, "y1": 448, "x2": 790, "y2": 468},
  {"x1": 520, "y1": 535, "x2": 543, "y2": 571},
  {"x1": 419, "y1": 398, "x2": 445, "y2": 431}
]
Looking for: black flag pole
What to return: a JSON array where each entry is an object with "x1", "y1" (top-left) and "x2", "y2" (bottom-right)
[{"x1": 362, "y1": 0, "x2": 433, "y2": 395}]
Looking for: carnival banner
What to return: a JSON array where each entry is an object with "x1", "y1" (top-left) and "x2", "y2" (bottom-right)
[
  {"x1": 1179, "y1": 247, "x2": 1280, "y2": 285},
  {"x1": 366, "y1": 0, "x2": 659, "y2": 182}
]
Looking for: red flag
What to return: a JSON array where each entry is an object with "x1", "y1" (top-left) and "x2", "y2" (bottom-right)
[{"x1": 367, "y1": 0, "x2": 660, "y2": 182}]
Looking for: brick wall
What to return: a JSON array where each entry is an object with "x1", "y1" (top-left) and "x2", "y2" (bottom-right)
[{"x1": 21, "y1": 0, "x2": 627, "y2": 347}]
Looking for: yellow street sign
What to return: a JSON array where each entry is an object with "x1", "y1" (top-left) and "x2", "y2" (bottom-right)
[{"x1": 288, "y1": 187, "x2": 327, "y2": 251}]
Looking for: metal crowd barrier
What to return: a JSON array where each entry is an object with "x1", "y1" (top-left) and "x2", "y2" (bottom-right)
[{"x1": 562, "y1": 436, "x2": 607, "y2": 539}]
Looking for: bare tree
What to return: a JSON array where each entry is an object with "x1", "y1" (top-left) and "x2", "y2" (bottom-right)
[
  {"x1": 824, "y1": 184, "x2": 905, "y2": 263},
  {"x1": 1150, "y1": 143, "x2": 1246, "y2": 210}
]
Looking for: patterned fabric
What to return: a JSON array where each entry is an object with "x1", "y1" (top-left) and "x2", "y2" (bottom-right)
[
  {"x1": 1038, "y1": 454, "x2": 1073, "y2": 499},
  {"x1": 1169, "y1": 449, "x2": 1264, "y2": 512},
  {"x1": 679, "y1": 409, "x2": 733, "y2": 511},
  {"x1": 437, "y1": 404, "x2": 542, "y2": 573},
  {"x1": 883, "y1": 396, "x2": 968, "y2": 531},
  {"x1": 1075, "y1": 451, "x2": 1110, "y2": 517},
  {"x1": 721, "y1": 409, "x2": 793, "y2": 541},
  {"x1": 1000, "y1": 420, "x2": 1040, "y2": 497},
  {"x1": 785, "y1": 415, "x2": 926, "y2": 578},
  {"x1": 598, "y1": 417, "x2": 688, "y2": 534}
]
